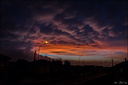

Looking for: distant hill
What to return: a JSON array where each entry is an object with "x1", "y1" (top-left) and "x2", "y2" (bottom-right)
[{"x1": 0, "y1": 54, "x2": 11, "y2": 61}]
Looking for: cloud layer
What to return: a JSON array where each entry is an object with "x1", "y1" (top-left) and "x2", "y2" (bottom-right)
[{"x1": 0, "y1": 0, "x2": 127, "y2": 65}]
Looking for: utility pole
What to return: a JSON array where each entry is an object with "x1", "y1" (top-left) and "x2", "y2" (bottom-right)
[
  {"x1": 79, "y1": 56, "x2": 80, "y2": 65},
  {"x1": 112, "y1": 59, "x2": 113, "y2": 67},
  {"x1": 34, "y1": 50, "x2": 36, "y2": 61},
  {"x1": 125, "y1": 58, "x2": 127, "y2": 62},
  {"x1": 83, "y1": 61, "x2": 84, "y2": 66},
  {"x1": 38, "y1": 41, "x2": 48, "y2": 60}
]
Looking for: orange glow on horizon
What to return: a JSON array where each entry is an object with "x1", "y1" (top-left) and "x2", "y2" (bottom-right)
[{"x1": 32, "y1": 40, "x2": 127, "y2": 60}]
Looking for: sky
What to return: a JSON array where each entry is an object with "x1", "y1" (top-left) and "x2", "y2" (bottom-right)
[{"x1": 0, "y1": 0, "x2": 127, "y2": 67}]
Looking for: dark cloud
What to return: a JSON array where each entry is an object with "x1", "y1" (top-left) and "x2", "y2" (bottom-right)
[
  {"x1": 0, "y1": 41, "x2": 33, "y2": 61},
  {"x1": 0, "y1": 0, "x2": 127, "y2": 61},
  {"x1": 50, "y1": 40, "x2": 76, "y2": 45}
]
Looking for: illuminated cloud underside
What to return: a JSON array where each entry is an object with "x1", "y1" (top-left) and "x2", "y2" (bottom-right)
[{"x1": 0, "y1": 0, "x2": 127, "y2": 66}]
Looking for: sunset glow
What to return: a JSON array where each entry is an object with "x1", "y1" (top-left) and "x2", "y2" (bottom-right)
[
  {"x1": 0, "y1": 0, "x2": 127, "y2": 67},
  {"x1": 32, "y1": 39, "x2": 127, "y2": 66},
  {"x1": 45, "y1": 41, "x2": 48, "y2": 44}
]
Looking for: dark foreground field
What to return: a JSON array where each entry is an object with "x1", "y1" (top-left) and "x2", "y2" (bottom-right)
[{"x1": 0, "y1": 58, "x2": 128, "y2": 85}]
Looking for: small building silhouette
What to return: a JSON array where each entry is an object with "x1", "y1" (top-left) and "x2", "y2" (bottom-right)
[
  {"x1": 64, "y1": 60, "x2": 71, "y2": 66},
  {"x1": 0, "y1": 54, "x2": 11, "y2": 67},
  {"x1": 125, "y1": 58, "x2": 127, "y2": 62},
  {"x1": 0, "y1": 54, "x2": 11, "y2": 79}
]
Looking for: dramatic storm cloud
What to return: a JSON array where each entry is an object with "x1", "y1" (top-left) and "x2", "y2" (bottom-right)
[{"x1": 0, "y1": 0, "x2": 127, "y2": 66}]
